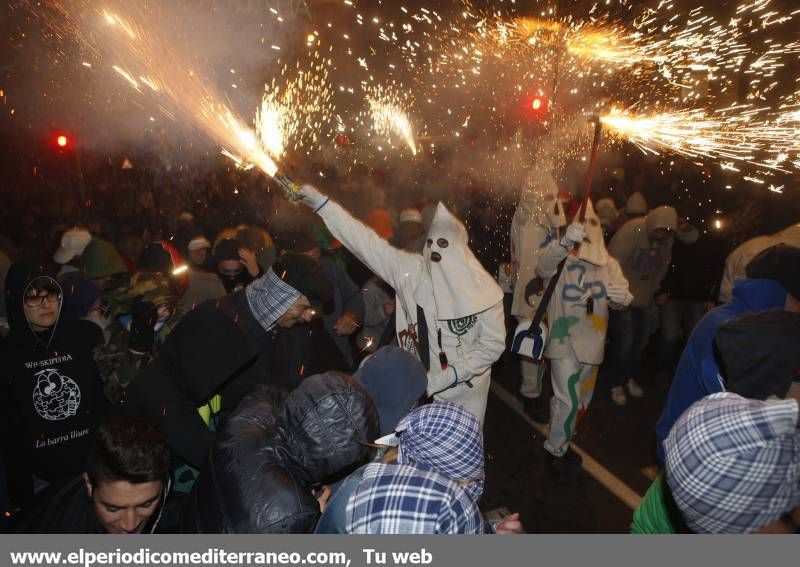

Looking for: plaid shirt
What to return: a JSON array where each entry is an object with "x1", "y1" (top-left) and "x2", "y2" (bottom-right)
[
  {"x1": 345, "y1": 463, "x2": 484, "y2": 534},
  {"x1": 396, "y1": 402, "x2": 485, "y2": 502},
  {"x1": 245, "y1": 268, "x2": 300, "y2": 331},
  {"x1": 665, "y1": 392, "x2": 800, "y2": 533}
]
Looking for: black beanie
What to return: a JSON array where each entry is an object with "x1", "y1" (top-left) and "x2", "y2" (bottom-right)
[
  {"x1": 272, "y1": 252, "x2": 332, "y2": 306},
  {"x1": 746, "y1": 244, "x2": 800, "y2": 299},
  {"x1": 714, "y1": 310, "x2": 800, "y2": 400},
  {"x1": 276, "y1": 229, "x2": 319, "y2": 254},
  {"x1": 214, "y1": 238, "x2": 242, "y2": 263},
  {"x1": 137, "y1": 242, "x2": 173, "y2": 273}
]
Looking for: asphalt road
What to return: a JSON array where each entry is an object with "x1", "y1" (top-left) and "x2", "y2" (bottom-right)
[{"x1": 481, "y1": 351, "x2": 671, "y2": 533}]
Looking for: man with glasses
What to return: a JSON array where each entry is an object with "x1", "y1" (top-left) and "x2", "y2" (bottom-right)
[{"x1": 2, "y1": 260, "x2": 109, "y2": 509}]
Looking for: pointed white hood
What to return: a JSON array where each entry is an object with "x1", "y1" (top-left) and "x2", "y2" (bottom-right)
[
  {"x1": 516, "y1": 165, "x2": 565, "y2": 230},
  {"x1": 577, "y1": 200, "x2": 609, "y2": 266},
  {"x1": 414, "y1": 203, "x2": 503, "y2": 320}
]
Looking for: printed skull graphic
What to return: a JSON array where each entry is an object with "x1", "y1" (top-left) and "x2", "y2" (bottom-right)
[{"x1": 32, "y1": 368, "x2": 81, "y2": 421}]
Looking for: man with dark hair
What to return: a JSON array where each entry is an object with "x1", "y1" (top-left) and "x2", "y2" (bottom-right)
[{"x1": 10, "y1": 416, "x2": 172, "y2": 533}]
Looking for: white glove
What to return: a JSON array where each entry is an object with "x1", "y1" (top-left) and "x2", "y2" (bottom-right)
[
  {"x1": 606, "y1": 282, "x2": 632, "y2": 306},
  {"x1": 561, "y1": 222, "x2": 586, "y2": 248},
  {"x1": 297, "y1": 184, "x2": 329, "y2": 211}
]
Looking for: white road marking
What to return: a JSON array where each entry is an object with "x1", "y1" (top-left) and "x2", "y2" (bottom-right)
[
  {"x1": 491, "y1": 382, "x2": 643, "y2": 510},
  {"x1": 640, "y1": 466, "x2": 659, "y2": 481}
]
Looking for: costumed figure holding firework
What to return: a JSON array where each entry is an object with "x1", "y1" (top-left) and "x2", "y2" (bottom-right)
[
  {"x1": 294, "y1": 186, "x2": 505, "y2": 426},
  {"x1": 513, "y1": 120, "x2": 633, "y2": 482}
]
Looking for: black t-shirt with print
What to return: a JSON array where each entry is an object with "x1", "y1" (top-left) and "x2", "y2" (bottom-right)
[{"x1": 2, "y1": 319, "x2": 108, "y2": 484}]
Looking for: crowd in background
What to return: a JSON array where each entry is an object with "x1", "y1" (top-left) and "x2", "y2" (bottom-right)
[{"x1": 0, "y1": 140, "x2": 799, "y2": 534}]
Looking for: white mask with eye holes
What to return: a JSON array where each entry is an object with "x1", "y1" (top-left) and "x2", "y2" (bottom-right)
[
  {"x1": 576, "y1": 199, "x2": 609, "y2": 267},
  {"x1": 518, "y1": 165, "x2": 565, "y2": 231},
  {"x1": 414, "y1": 203, "x2": 504, "y2": 321}
]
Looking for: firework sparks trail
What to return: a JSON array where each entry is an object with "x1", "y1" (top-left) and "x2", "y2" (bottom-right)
[
  {"x1": 600, "y1": 105, "x2": 800, "y2": 177},
  {"x1": 256, "y1": 53, "x2": 334, "y2": 161},
  {"x1": 367, "y1": 87, "x2": 417, "y2": 156},
  {"x1": 97, "y1": 5, "x2": 280, "y2": 176},
  {"x1": 20, "y1": 0, "x2": 800, "y2": 189}
]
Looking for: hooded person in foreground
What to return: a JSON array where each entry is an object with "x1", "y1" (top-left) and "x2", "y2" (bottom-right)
[
  {"x1": 655, "y1": 244, "x2": 800, "y2": 461},
  {"x1": 296, "y1": 185, "x2": 505, "y2": 425},
  {"x1": 180, "y1": 372, "x2": 378, "y2": 533},
  {"x1": 344, "y1": 402, "x2": 522, "y2": 534},
  {"x1": 631, "y1": 309, "x2": 800, "y2": 534},
  {"x1": 1, "y1": 260, "x2": 109, "y2": 506},
  {"x1": 665, "y1": 393, "x2": 800, "y2": 534},
  {"x1": 119, "y1": 253, "x2": 335, "y2": 473}
]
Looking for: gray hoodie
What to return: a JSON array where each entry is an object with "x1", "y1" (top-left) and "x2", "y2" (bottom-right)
[{"x1": 608, "y1": 206, "x2": 679, "y2": 308}]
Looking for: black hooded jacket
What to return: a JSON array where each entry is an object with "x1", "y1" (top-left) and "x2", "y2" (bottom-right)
[
  {"x1": 1, "y1": 260, "x2": 108, "y2": 503},
  {"x1": 120, "y1": 291, "x2": 349, "y2": 469},
  {"x1": 180, "y1": 373, "x2": 378, "y2": 533}
]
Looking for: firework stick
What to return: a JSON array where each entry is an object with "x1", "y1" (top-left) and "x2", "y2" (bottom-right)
[
  {"x1": 578, "y1": 116, "x2": 603, "y2": 223},
  {"x1": 273, "y1": 173, "x2": 301, "y2": 201}
]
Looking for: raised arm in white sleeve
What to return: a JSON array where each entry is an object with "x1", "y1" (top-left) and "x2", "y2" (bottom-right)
[{"x1": 317, "y1": 200, "x2": 422, "y2": 291}]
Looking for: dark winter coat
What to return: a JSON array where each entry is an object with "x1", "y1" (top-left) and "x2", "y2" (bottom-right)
[
  {"x1": 655, "y1": 278, "x2": 789, "y2": 461},
  {"x1": 319, "y1": 255, "x2": 365, "y2": 368},
  {"x1": 180, "y1": 373, "x2": 378, "y2": 533},
  {"x1": 660, "y1": 235, "x2": 727, "y2": 302},
  {"x1": 121, "y1": 291, "x2": 349, "y2": 469}
]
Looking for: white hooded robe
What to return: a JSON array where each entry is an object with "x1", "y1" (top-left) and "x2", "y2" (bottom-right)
[
  {"x1": 536, "y1": 200, "x2": 632, "y2": 364},
  {"x1": 318, "y1": 200, "x2": 505, "y2": 424},
  {"x1": 510, "y1": 168, "x2": 565, "y2": 318}
]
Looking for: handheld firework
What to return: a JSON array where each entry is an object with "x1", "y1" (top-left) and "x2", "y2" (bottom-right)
[
  {"x1": 511, "y1": 115, "x2": 603, "y2": 360},
  {"x1": 273, "y1": 174, "x2": 301, "y2": 200},
  {"x1": 578, "y1": 114, "x2": 603, "y2": 222}
]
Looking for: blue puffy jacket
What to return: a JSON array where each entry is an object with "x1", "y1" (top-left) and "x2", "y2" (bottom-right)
[{"x1": 655, "y1": 278, "x2": 788, "y2": 461}]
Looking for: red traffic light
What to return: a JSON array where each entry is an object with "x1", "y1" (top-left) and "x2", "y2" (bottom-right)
[
  {"x1": 527, "y1": 95, "x2": 549, "y2": 114},
  {"x1": 56, "y1": 135, "x2": 69, "y2": 148}
]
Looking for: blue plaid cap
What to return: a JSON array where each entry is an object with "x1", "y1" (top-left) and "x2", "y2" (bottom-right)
[
  {"x1": 665, "y1": 392, "x2": 800, "y2": 533},
  {"x1": 395, "y1": 402, "x2": 484, "y2": 502},
  {"x1": 245, "y1": 268, "x2": 301, "y2": 331}
]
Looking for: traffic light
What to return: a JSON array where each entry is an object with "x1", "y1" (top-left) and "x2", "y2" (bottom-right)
[
  {"x1": 527, "y1": 94, "x2": 549, "y2": 115},
  {"x1": 51, "y1": 131, "x2": 73, "y2": 153}
]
